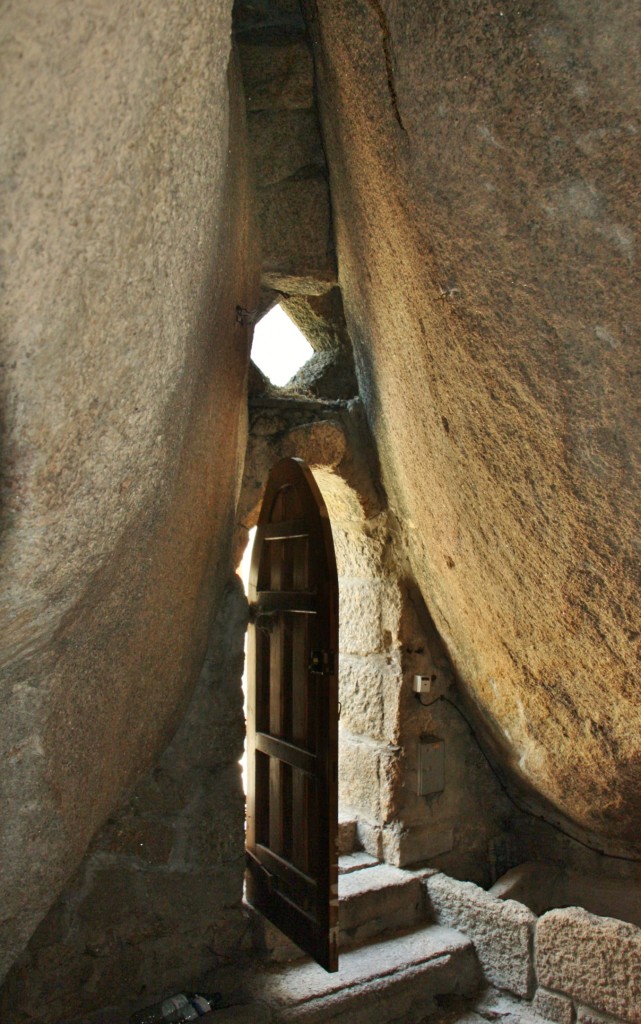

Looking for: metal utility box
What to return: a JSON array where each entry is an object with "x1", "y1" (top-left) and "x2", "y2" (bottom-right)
[{"x1": 418, "y1": 734, "x2": 445, "y2": 796}]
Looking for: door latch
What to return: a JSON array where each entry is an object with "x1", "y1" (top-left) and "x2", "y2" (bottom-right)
[{"x1": 309, "y1": 650, "x2": 335, "y2": 675}]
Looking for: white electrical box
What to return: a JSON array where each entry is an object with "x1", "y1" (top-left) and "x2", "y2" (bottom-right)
[
  {"x1": 418, "y1": 735, "x2": 445, "y2": 796},
  {"x1": 413, "y1": 674, "x2": 435, "y2": 695}
]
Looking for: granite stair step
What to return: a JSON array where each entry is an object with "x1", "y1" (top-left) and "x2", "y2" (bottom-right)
[
  {"x1": 248, "y1": 922, "x2": 480, "y2": 1024},
  {"x1": 338, "y1": 862, "x2": 427, "y2": 948}
]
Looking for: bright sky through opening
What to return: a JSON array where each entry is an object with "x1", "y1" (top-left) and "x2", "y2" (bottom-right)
[
  {"x1": 239, "y1": 526, "x2": 257, "y2": 797},
  {"x1": 251, "y1": 303, "x2": 313, "y2": 386}
]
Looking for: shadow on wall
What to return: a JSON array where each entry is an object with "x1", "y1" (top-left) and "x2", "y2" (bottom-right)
[{"x1": 0, "y1": 577, "x2": 250, "y2": 1024}]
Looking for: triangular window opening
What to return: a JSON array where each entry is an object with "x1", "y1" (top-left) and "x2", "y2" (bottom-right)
[{"x1": 251, "y1": 303, "x2": 313, "y2": 386}]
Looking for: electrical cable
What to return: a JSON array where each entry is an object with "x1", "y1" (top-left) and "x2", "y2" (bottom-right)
[{"x1": 415, "y1": 692, "x2": 641, "y2": 864}]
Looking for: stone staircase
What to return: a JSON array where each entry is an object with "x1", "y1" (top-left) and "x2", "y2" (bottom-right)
[{"x1": 245, "y1": 825, "x2": 481, "y2": 1023}]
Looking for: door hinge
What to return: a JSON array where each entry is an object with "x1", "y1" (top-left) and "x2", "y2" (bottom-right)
[{"x1": 309, "y1": 650, "x2": 335, "y2": 675}]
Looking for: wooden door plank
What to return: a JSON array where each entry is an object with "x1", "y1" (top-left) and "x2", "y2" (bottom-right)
[
  {"x1": 256, "y1": 591, "x2": 318, "y2": 613},
  {"x1": 255, "y1": 732, "x2": 316, "y2": 774},
  {"x1": 262, "y1": 519, "x2": 309, "y2": 540},
  {"x1": 246, "y1": 458, "x2": 339, "y2": 972},
  {"x1": 268, "y1": 532, "x2": 284, "y2": 856},
  {"x1": 251, "y1": 844, "x2": 317, "y2": 897}
]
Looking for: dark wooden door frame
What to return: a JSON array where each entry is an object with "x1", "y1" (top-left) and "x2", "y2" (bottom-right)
[{"x1": 245, "y1": 457, "x2": 339, "y2": 972}]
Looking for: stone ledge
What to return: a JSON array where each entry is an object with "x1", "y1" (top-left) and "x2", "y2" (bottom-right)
[
  {"x1": 247, "y1": 923, "x2": 479, "y2": 1024},
  {"x1": 425, "y1": 872, "x2": 536, "y2": 998}
]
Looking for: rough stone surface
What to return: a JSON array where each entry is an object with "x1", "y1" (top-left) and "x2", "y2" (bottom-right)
[
  {"x1": 536, "y1": 907, "x2": 641, "y2": 1023},
  {"x1": 490, "y1": 862, "x2": 567, "y2": 917},
  {"x1": 339, "y1": 580, "x2": 383, "y2": 655},
  {"x1": 339, "y1": 655, "x2": 387, "y2": 739},
  {"x1": 307, "y1": 0, "x2": 641, "y2": 856},
  {"x1": 577, "y1": 1007, "x2": 623, "y2": 1024},
  {"x1": 206, "y1": 1006, "x2": 272, "y2": 1024},
  {"x1": 258, "y1": 174, "x2": 337, "y2": 294},
  {"x1": 338, "y1": 862, "x2": 423, "y2": 946},
  {"x1": 338, "y1": 733, "x2": 381, "y2": 823},
  {"x1": 0, "y1": 577, "x2": 249, "y2": 1024},
  {"x1": 248, "y1": 108, "x2": 325, "y2": 186},
  {"x1": 0, "y1": 0, "x2": 258, "y2": 985},
  {"x1": 248, "y1": 923, "x2": 479, "y2": 1024},
  {"x1": 471, "y1": 988, "x2": 559, "y2": 1024},
  {"x1": 238, "y1": 33, "x2": 314, "y2": 111},
  {"x1": 338, "y1": 851, "x2": 378, "y2": 874},
  {"x1": 425, "y1": 872, "x2": 536, "y2": 998},
  {"x1": 283, "y1": 289, "x2": 355, "y2": 355},
  {"x1": 383, "y1": 825, "x2": 454, "y2": 869},
  {"x1": 533, "y1": 987, "x2": 575, "y2": 1024},
  {"x1": 491, "y1": 861, "x2": 641, "y2": 929},
  {"x1": 337, "y1": 817, "x2": 358, "y2": 856},
  {"x1": 288, "y1": 349, "x2": 359, "y2": 402}
]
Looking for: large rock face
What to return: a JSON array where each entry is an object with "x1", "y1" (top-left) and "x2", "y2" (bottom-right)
[
  {"x1": 307, "y1": 0, "x2": 641, "y2": 855},
  {"x1": 0, "y1": 0, "x2": 257, "y2": 981}
]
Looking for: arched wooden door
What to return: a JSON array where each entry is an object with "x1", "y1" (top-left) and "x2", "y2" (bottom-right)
[{"x1": 245, "y1": 457, "x2": 339, "y2": 972}]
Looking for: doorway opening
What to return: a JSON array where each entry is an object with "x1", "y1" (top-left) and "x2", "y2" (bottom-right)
[{"x1": 239, "y1": 459, "x2": 411, "y2": 866}]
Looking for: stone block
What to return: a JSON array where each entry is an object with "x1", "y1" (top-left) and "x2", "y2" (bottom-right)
[
  {"x1": 332, "y1": 522, "x2": 386, "y2": 578},
  {"x1": 533, "y1": 987, "x2": 575, "y2": 1024},
  {"x1": 338, "y1": 863, "x2": 423, "y2": 946},
  {"x1": 383, "y1": 824, "x2": 454, "y2": 868},
  {"x1": 339, "y1": 655, "x2": 386, "y2": 739},
  {"x1": 337, "y1": 817, "x2": 358, "y2": 856},
  {"x1": 338, "y1": 734, "x2": 380, "y2": 822},
  {"x1": 536, "y1": 907, "x2": 641, "y2": 1024},
  {"x1": 425, "y1": 872, "x2": 536, "y2": 998},
  {"x1": 356, "y1": 818, "x2": 383, "y2": 860},
  {"x1": 339, "y1": 580, "x2": 382, "y2": 655},
  {"x1": 339, "y1": 852, "x2": 378, "y2": 874},
  {"x1": 248, "y1": 923, "x2": 479, "y2": 1023},
  {"x1": 258, "y1": 175, "x2": 336, "y2": 294},
  {"x1": 238, "y1": 38, "x2": 314, "y2": 110},
  {"x1": 248, "y1": 109, "x2": 325, "y2": 186},
  {"x1": 280, "y1": 420, "x2": 346, "y2": 470}
]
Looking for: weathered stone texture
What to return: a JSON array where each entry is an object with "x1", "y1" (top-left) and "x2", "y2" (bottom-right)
[
  {"x1": 283, "y1": 288, "x2": 355, "y2": 355},
  {"x1": 339, "y1": 579, "x2": 383, "y2": 655},
  {"x1": 248, "y1": 108, "x2": 326, "y2": 186},
  {"x1": 338, "y1": 733, "x2": 381, "y2": 823},
  {"x1": 0, "y1": 577, "x2": 249, "y2": 1023},
  {"x1": 339, "y1": 655, "x2": 387, "y2": 738},
  {"x1": 238, "y1": 34, "x2": 314, "y2": 111},
  {"x1": 577, "y1": 1006, "x2": 625, "y2": 1024},
  {"x1": 0, "y1": 0, "x2": 257, "y2": 985},
  {"x1": 307, "y1": 0, "x2": 641, "y2": 855},
  {"x1": 382, "y1": 824, "x2": 454, "y2": 869},
  {"x1": 536, "y1": 907, "x2": 641, "y2": 1024},
  {"x1": 533, "y1": 987, "x2": 575, "y2": 1024},
  {"x1": 425, "y1": 872, "x2": 536, "y2": 998},
  {"x1": 288, "y1": 349, "x2": 359, "y2": 401},
  {"x1": 258, "y1": 174, "x2": 337, "y2": 294}
]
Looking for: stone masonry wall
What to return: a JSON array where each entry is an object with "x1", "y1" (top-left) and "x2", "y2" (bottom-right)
[
  {"x1": 240, "y1": 391, "x2": 533, "y2": 882},
  {"x1": 0, "y1": 577, "x2": 249, "y2": 1024},
  {"x1": 425, "y1": 871, "x2": 641, "y2": 1024}
]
